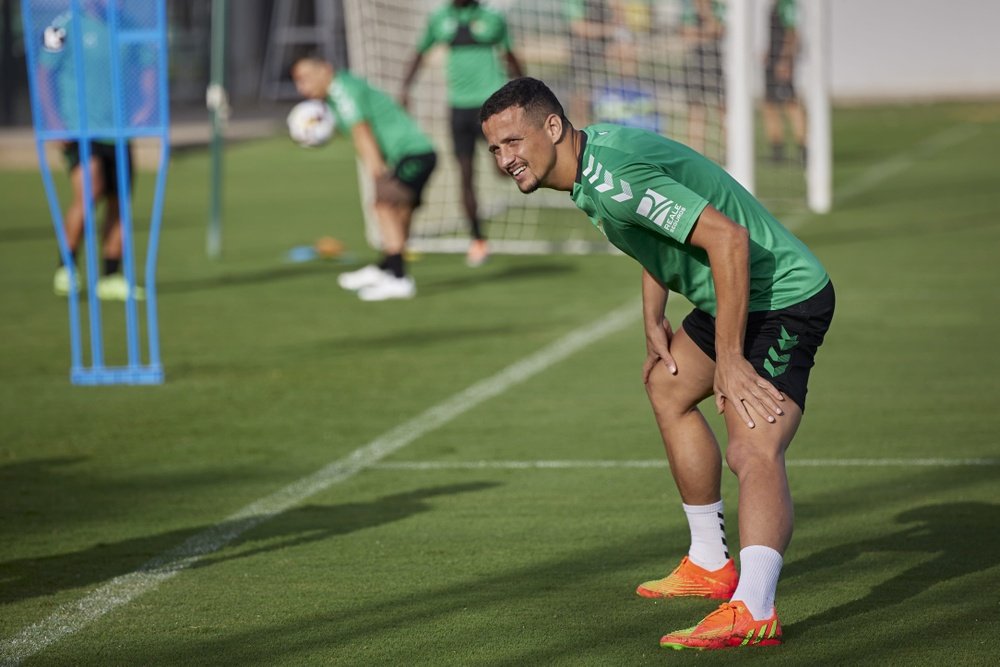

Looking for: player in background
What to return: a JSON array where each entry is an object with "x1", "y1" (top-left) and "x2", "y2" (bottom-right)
[
  {"x1": 480, "y1": 78, "x2": 834, "y2": 650},
  {"x1": 38, "y1": 0, "x2": 154, "y2": 300},
  {"x1": 680, "y1": 0, "x2": 725, "y2": 156},
  {"x1": 292, "y1": 56, "x2": 437, "y2": 302},
  {"x1": 401, "y1": 0, "x2": 523, "y2": 267},
  {"x1": 763, "y1": 0, "x2": 807, "y2": 164}
]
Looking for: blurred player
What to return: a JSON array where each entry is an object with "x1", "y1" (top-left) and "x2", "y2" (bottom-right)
[
  {"x1": 38, "y1": 0, "x2": 154, "y2": 300},
  {"x1": 763, "y1": 0, "x2": 807, "y2": 164},
  {"x1": 292, "y1": 56, "x2": 437, "y2": 301},
  {"x1": 401, "y1": 0, "x2": 523, "y2": 267},
  {"x1": 480, "y1": 78, "x2": 834, "y2": 650},
  {"x1": 680, "y1": 0, "x2": 725, "y2": 155}
]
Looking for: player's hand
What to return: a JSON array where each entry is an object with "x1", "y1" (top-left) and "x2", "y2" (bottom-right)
[
  {"x1": 714, "y1": 355, "x2": 785, "y2": 428},
  {"x1": 642, "y1": 319, "x2": 676, "y2": 384}
]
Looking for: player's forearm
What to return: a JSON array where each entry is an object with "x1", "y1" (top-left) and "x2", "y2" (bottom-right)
[
  {"x1": 709, "y1": 227, "x2": 751, "y2": 362},
  {"x1": 401, "y1": 53, "x2": 424, "y2": 91},
  {"x1": 642, "y1": 268, "x2": 669, "y2": 330},
  {"x1": 780, "y1": 31, "x2": 798, "y2": 62},
  {"x1": 37, "y1": 70, "x2": 63, "y2": 129},
  {"x1": 351, "y1": 124, "x2": 386, "y2": 176},
  {"x1": 506, "y1": 51, "x2": 524, "y2": 79}
]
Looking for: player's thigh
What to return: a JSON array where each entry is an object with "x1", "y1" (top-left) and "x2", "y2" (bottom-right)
[
  {"x1": 645, "y1": 326, "x2": 715, "y2": 414},
  {"x1": 70, "y1": 157, "x2": 107, "y2": 201},
  {"x1": 449, "y1": 107, "x2": 479, "y2": 158}
]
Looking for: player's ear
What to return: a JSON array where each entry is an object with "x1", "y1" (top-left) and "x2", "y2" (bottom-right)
[{"x1": 544, "y1": 113, "x2": 563, "y2": 144}]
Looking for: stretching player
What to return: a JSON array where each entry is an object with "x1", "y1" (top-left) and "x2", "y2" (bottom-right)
[
  {"x1": 480, "y1": 78, "x2": 834, "y2": 650},
  {"x1": 292, "y1": 56, "x2": 437, "y2": 301}
]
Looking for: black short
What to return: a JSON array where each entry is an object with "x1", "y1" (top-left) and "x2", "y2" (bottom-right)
[
  {"x1": 381, "y1": 152, "x2": 437, "y2": 207},
  {"x1": 63, "y1": 141, "x2": 133, "y2": 196},
  {"x1": 682, "y1": 280, "x2": 835, "y2": 413},
  {"x1": 765, "y1": 63, "x2": 797, "y2": 103},
  {"x1": 450, "y1": 106, "x2": 482, "y2": 157}
]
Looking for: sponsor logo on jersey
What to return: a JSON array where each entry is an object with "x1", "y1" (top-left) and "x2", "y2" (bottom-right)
[{"x1": 637, "y1": 188, "x2": 686, "y2": 233}]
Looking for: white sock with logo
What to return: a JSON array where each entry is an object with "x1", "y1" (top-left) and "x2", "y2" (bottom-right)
[
  {"x1": 683, "y1": 500, "x2": 730, "y2": 571},
  {"x1": 731, "y1": 545, "x2": 784, "y2": 620}
]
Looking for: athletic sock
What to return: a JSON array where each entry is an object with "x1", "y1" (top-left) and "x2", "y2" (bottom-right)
[
  {"x1": 382, "y1": 253, "x2": 405, "y2": 279},
  {"x1": 731, "y1": 545, "x2": 784, "y2": 620},
  {"x1": 682, "y1": 500, "x2": 730, "y2": 570},
  {"x1": 104, "y1": 257, "x2": 121, "y2": 276},
  {"x1": 57, "y1": 251, "x2": 77, "y2": 268}
]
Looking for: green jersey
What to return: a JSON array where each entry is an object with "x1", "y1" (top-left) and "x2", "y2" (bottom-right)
[
  {"x1": 571, "y1": 125, "x2": 828, "y2": 315},
  {"x1": 326, "y1": 71, "x2": 434, "y2": 168},
  {"x1": 38, "y1": 11, "x2": 113, "y2": 138},
  {"x1": 416, "y1": 1, "x2": 512, "y2": 109}
]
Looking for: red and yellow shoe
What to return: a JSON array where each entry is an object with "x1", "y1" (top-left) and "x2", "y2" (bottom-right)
[
  {"x1": 659, "y1": 601, "x2": 782, "y2": 650},
  {"x1": 636, "y1": 556, "x2": 738, "y2": 599}
]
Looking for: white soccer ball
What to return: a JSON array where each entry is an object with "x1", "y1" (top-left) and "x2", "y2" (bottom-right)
[{"x1": 287, "y1": 100, "x2": 335, "y2": 148}]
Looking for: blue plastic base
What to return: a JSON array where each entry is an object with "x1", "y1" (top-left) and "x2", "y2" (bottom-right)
[{"x1": 71, "y1": 365, "x2": 164, "y2": 386}]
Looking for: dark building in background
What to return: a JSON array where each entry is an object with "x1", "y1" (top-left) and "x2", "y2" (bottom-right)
[{"x1": 0, "y1": 0, "x2": 349, "y2": 127}]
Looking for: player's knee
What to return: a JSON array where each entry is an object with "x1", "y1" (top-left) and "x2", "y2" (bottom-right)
[
  {"x1": 724, "y1": 438, "x2": 781, "y2": 476},
  {"x1": 644, "y1": 364, "x2": 697, "y2": 417}
]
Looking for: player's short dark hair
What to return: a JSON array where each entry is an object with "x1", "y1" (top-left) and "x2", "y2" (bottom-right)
[
  {"x1": 479, "y1": 77, "x2": 566, "y2": 127},
  {"x1": 291, "y1": 52, "x2": 329, "y2": 71}
]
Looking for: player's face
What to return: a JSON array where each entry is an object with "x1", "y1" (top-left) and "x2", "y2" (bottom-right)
[
  {"x1": 483, "y1": 106, "x2": 559, "y2": 194},
  {"x1": 291, "y1": 61, "x2": 331, "y2": 100}
]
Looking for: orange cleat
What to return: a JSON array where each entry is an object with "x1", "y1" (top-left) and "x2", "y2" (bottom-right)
[
  {"x1": 636, "y1": 556, "x2": 738, "y2": 599},
  {"x1": 659, "y1": 601, "x2": 782, "y2": 650}
]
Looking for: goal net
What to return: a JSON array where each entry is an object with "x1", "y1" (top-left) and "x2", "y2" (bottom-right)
[{"x1": 341, "y1": 0, "x2": 827, "y2": 254}]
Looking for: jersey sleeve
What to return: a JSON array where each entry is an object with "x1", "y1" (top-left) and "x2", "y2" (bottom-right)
[
  {"x1": 600, "y1": 161, "x2": 710, "y2": 244},
  {"x1": 328, "y1": 77, "x2": 366, "y2": 130},
  {"x1": 495, "y1": 13, "x2": 513, "y2": 50},
  {"x1": 38, "y1": 13, "x2": 70, "y2": 69},
  {"x1": 778, "y1": 0, "x2": 797, "y2": 27}
]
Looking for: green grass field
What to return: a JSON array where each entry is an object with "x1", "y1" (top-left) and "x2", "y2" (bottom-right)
[{"x1": 2, "y1": 101, "x2": 999, "y2": 665}]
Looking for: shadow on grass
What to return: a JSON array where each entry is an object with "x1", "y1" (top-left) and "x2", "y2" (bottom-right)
[
  {"x1": 785, "y1": 501, "x2": 1000, "y2": 639},
  {"x1": 0, "y1": 482, "x2": 498, "y2": 606},
  {"x1": 155, "y1": 262, "x2": 341, "y2": 295},
  {"x1": 417, "y1": 260, "x2": 577, "y2": 296}
]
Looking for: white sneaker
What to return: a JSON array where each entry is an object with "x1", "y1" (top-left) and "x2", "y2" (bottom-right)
[
  {"x1": 358, "y1": 274, "x2": 416, "y2": 301},
  {"x1": 337, "y1": 264, "x2": 388, "y2": 291}
]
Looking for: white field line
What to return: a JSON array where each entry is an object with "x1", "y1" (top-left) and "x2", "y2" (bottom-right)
[
  {"x1": 373, "y1": 458, "x2": 1000, "y2": 471},
  {"x1": 783, "y1": 122, "x2": 981, "y2": 230},
  {"x1": 0, "y1": 301, "x2": 638, "y2": 666}
]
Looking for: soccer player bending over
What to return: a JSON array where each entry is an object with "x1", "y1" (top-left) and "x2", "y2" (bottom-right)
[
  {"x1": 480, "y1": 77, "x2": 834, "y2": 650},
  {"x1": 292, "y1": 56, "x2": 437, "y2": 301}
]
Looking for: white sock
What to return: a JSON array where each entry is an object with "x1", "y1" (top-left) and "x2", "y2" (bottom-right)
[
  {"x1": 682, "y1": 500, "x2": 729, "y2": 570},
  {"x1": 731, "y1": 545, "x2": 784, "y2": 620}
]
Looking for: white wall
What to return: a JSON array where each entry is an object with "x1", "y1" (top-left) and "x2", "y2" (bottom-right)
[
  {"x1": 752, "y1": 0, "x2": 1000, "y2": 101},
  {"x1": 828, "y1": 0, "x2": 1000, "y2": 100}
]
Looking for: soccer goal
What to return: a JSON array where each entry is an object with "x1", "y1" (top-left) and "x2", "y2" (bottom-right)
[{"x1": 341, "y1": 0, "x2": 830, "y2": 255}]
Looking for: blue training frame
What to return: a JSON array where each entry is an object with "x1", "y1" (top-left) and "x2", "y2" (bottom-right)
[{"x1": 21, "y1": 0, "x2": 171, "y2": 385}]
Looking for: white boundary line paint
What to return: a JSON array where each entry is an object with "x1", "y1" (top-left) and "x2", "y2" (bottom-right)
[
  {"x1": 0, "y1": 302, "x2": 638, "y2": 666},
  {"x1": 373, "y1": 458, "x2": 1000, "y2": 471}
]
